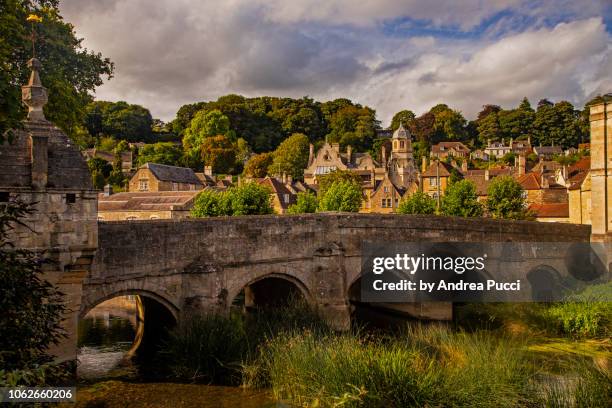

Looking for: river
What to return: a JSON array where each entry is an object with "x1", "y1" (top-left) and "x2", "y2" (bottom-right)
[{"x1": 77, "y1": 296, "x2": 278, "y2": 407}]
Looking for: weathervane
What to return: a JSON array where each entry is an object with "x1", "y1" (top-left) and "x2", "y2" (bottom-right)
[{"x1": 26, "y1": 13, "x2": 43, "y2": 58}]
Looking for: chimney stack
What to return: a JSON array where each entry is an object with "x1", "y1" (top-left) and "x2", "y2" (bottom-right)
[
  {"x1": 308, "y1": 143, "x2": 314, "y2": 166},
  {"x1": 485, "y1": 169, "x2": 490, "y2": 181},
  {"x1": 422, "y1": 156, "x2": 427, "y2": 173},
  {"x1": 517, "y1": 154, "x2": 526, "y2": 176},
  {"x1": 346, "y1": 145, "x2": 352, "y2": 163},
  {"x1": 204, "y1": 165, "x2": 213, "y2": 176},
  {"x1": 103, "y1": 184, "x2": 113, "y2": 196},
  {"x1": 331, "y1": 143, "x2": 340, "y2": 154},
  {"x1": 461, "y1": 159, "x2": 468, "y2": 173}
]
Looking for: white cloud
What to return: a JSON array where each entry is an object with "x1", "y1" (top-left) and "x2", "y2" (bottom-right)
[{"x1": 59, "y1": 1, "x2": 611, "y2": 126}]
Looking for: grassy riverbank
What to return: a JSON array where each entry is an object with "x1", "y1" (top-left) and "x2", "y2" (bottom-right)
[{"x1": 152, "y1": 290, "x2": 611, "y2": 407}]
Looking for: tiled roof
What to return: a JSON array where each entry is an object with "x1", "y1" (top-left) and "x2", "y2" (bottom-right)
[
  {"x1": 517, "y1": 172, "x2": 541, "y2": 190},
  {"x1": 462, "y1": 174, "x2": 491, "y2": 196},
  {"x1": 431, "y1": 141, "x2": 470, "y2": 153},
  {"x1": 257, "y1": 177, "x2": 297, "y2": 210},
  {"x1": 143, "y1": 163, "x2": 202, "y2": 185},
  {"x1": 534, "y1": 146, "x2": 563, "y2": 155},
  {"x1": 98, "y1": 191, "x2": 199, "y2": 212},
  {"x1": 422, "y1": 161, "x2": 454, "y2": 177},
  {"x1": 529, "y1": 202, "x2": 569, "y2": 218},
  {"x1": 567, "y1": 156, "x2": 590, "y2": 178},
  {"x1": 568, "y1": 170, "x2": 589, "y2": 190}
]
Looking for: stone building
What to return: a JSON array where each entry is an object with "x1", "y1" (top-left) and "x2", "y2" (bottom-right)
[
  {"x1": 368, "y1": 174, "x2": 406, "y2": 213},
  {"x1": 430, "y1": 141, "x2": 470, "y2": 160},
  {"x1": 303, "y1": 124, "x2": 419, "y2": 213},
  {"x1": 129, "y1": 162, "x2": 203, "y2": 192},
  {"x1": 0, "y1": 58, "x2": 98, "y2": 362},
  {"x1": 421, "y1": 160, "x2": 454, "y2": 200},
  {"x1": 567, "y1": 160, "x2": 591, "y2": 225},
  {"x1": 97, "y1": 189, "x2": 200, "y2": 220}
]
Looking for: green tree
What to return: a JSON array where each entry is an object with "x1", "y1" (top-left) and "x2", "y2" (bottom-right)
[
  {"x1": 183, "y1": 109, "x2": 232, "y2": 154},
  {"x1": 0, "y1": 200, "x2": 69, "y2": 386},
  {"x1": 397, "y1": 191, "x2": 436, "y2": 215},
  {"x1": 269, "y1": 133, "x2": 310, "y2": 179},
  {"x1": 441, "y1": 180, "x2": 483, "y2": 217},
  {"x1": 287, "y1": 192, "x2": 318, "y2": 214},
  {"x1": 137, "y1": 142, "x2": 183, "y2": 167},
  {"x1": 0, "y1": 1, "x2": 114, "y2": 139},
  {"x1": 475, "y1": 105, "x2": 502, "y2": 145},
  {"x1": 390, "y1": 110, "x2": 416, "y2": 130},
  {"x1": 84, "y1": 101, "x2": 153, "y2": 142},
  {"x1": 191, "y1": 189, "x2": 226, "y2": 217},
  {"x1": 318, "y1": 180, "x2": 362, "y2": 212},
  {"x1": 201, "y1": 135, "x2": 237, "y2": 174},
  {"x1": 243, "y1": 152, "x2": 273, "y2": 178},
  {"x1": 486, "y1": 176, "x2": 529, "y2": 219},
  {"x1": 317, "y1": 170, "x2": 362, "y2": 197},
  {"x1": 225, "y1": 182, "x2": 274, "y2": 215}
]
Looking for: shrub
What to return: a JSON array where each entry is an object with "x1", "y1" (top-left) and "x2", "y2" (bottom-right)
[
  {"x1": 190, "y1": 182, "x2": 274, "y2": 217},
  {"x1": 191, "y1": 189, "x2": 226, "y2": 217},
  {"x1": 486, "y1": 176, "x2": 529, "y2": 219}
]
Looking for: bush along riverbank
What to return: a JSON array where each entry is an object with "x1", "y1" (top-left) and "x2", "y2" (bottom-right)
[{"x1": 158, "y1": 292, "x2": 611, "y2": 407}]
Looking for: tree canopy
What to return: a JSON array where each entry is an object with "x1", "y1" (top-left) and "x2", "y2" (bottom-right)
[
  {"x1": 441, "y1": 180, "x2": 483, "y2": 217},
  {"x1": 137, "y1": 142, "x2": 183, "y2": 167},
  {"x1": 0, "y1": 0, "x2": 113, "y2": 139},
  {"x1": 486, "y1": 176, "x2": 530, "y2": 219},
  {"x1": 269, "y1": 133, "x2": 310, "y2": 179},
  {"x1": 397, "y1": 191, "x2": 436, "y2": 215},
  {"x1": 287, "y1": 192, "x2": 318, "y2": 214},
  {"x1": 84, "y1": 101, "x2": 153, "y2": 142},
  {"x1": 318, "y1": 180, "x2": 363, "y2": 212}
]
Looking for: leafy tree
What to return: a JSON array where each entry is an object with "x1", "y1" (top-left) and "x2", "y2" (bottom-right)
[
  {"x1": 390, "y1": 110, "x2": 416, "y2": 130},
  {"x1": 87, "y1": 157, "x2": 113, "y2": 178},
  {"x1": 191, "y1": 189, "x2": 226, "y2": 217},
  {"x1": 397, "y1": 191, "x2": 436, "y2": 215},
  {"x1": 441, "y1": 179, "x2": 483, "y2": 217},
  {"x1": 243, "y1": 152, "x2": 273, "y2": 178},
  {"x1": 84, "y1": 101, "x2": 152, "y2": 142},
  {"x1": 500, "y1": 152, "x2": 516, "y2": 166},
  {"x1": 137, "y1": 142, "x2": 183, "y2": 167},
  {"x1": 486, "y1": 176, "x2": 529, "y2": 219},
  {"x1": 475, "y1": 105, "x2": 502, "y2": 145},
  {"x1": 269, "y1": 133, "x2": 310, "y2": 179},
  {"x1": 287, "y1": 192, "x2": 318, "y2": 214},
  {"x1": 326, "y1": 105, "x2": 378, "y2": 150},
  {"x1": 317, "y1": 170, "x2": 362, "y2": 197},
  {"x1": 224, "y1": 182, "x2": 274, "y2": 215},
  {"x1": 107, "y1": 155, "x2": 126, "y2": 189},
  {"x1": 201, "y1": 135, "x2": 237, "y2": 174},
  {"x1": 318, "y1": 180, "x2": 362, "y2": 212},
  {"x1": 0, "y1": 200, "x2": 69, "y2": 386},
  {"x1": 234, "y1": 138, "x2": 252, "y2": 166},
  {"x1": 432, "y1": 107, "x2": 468, "y2": 142},
  {"x1": 0, "y1": 1, "x2": 114, "y2": 139}
]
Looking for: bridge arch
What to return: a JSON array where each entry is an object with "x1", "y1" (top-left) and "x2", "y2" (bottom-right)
[
  {"x1": 80, "y1": 288, "x2": 179, "y2": 320},
  {"x1": 526, "y1": 264, "x2": 564, "y2": 302},
  {"x1": 228, "y1": 272, "x2": 312, "y2": 310}
]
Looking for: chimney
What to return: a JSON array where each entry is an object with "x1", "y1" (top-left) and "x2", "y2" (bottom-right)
[
  {"x1": 204, "y1": 165, "x2": 213, "y2": 176},
  {"x1": 487, "y1": 138, "x2": 491, "y2": 147},
  {"x1": 421, "y1": 156, "x2": 427, "y2": 173},
  {"x1": 485, "y1": 169, "x2": 490, "y2": 181},
  {"x1": 346, "y1": 145, "x2": 353, "y2": 163},
  {"x1": 103, "y1": 184, "x2": 113, "y2": 196},
  {"x1": 287, "y1": 174, "x2": 293, "y2": 184},
  {"x1": 308, "y1": 143, "x2": 314, "y2": 166},
  {"x1": 382, "y1": 145, "x2": 387, "y2": 166},
  {"x1": 331, "y1": 143, "x2": 340, "y2": 154},
  {"x1": 461, "y1": 159, "x2": 468, "y2": 173},
  {"x1": 282, "y1": 172, "x2": 287, "y2": 183},
  {"x1": 517, "y1": 154, "x2": 526, "y2": 176}
]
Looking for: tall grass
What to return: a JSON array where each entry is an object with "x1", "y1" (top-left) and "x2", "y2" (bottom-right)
[{"x1": 250, "y1": 324, "x2": 541, "y2": 407}]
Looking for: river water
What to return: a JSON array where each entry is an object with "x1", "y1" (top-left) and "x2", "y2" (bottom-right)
[{"x1": 77, "y1": 296, "x2": 278, "y2": 407}]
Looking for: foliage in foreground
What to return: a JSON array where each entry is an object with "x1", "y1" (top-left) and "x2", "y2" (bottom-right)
[
  {"x1": 317, "y1": 180, "x2": 363, "y2": 212},
  {"x1": 287, "y1": 191, "x2": 318, "y2": 214},
  {"x1": 0, "y1": 200, "x2": 70, "y2": 386},
  {"x1": 486, "y1": 175, "x2": 531, "y2": 220}
]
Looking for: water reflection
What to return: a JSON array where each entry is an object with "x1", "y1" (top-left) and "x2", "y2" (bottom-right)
[{"x1": 77, "y1": 296, "x2": 139, "y2": 379}]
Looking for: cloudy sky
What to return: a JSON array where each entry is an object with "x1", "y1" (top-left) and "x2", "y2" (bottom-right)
[{"x1": 60, "y1": 0, "x2": 612, "y2": 126}]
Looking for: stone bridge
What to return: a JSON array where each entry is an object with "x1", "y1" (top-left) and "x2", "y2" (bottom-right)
[{"x1": 83, "y1": 213, "x2": 592, "y2": 330}]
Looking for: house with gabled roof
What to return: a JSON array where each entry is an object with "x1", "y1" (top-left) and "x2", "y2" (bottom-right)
[{"x1": 128, "y1": 162, "x2": 203, "y2": 192}]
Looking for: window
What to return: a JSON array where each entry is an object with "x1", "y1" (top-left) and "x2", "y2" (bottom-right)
[
  {"x1": 400, "y1": 141, "x2": 405, "y2": 149},
  {"x1": 383, "y1": 186, "x2": 389, "y2": 193},
  {"x1": 66, "y1": 193, "x2": 76, "y2": 204},
  {"x1": 0, "y1": 192, "x2": 9, "y2": 202},
  {"x1": 430, "y1": 177, "x2": 438, "y2": 187},
  {"x1": 381, "y1": 199, "x2": 387, "y2": 208},
  {"x1": 387, "y1": 198, "x2": 392, "y2": 207},
  {"x1": 395, "y1": 198, "x2": 399, "y2": 206},
  {"x1": 172, "y1": 182, "x2": 178, "y2": 191},
  {"x1": 139, "y1": 180, "x2": 149, "y2": 191},
  {"x1": 284, "y1": 194, "x2": 290, "y2": 204}
]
